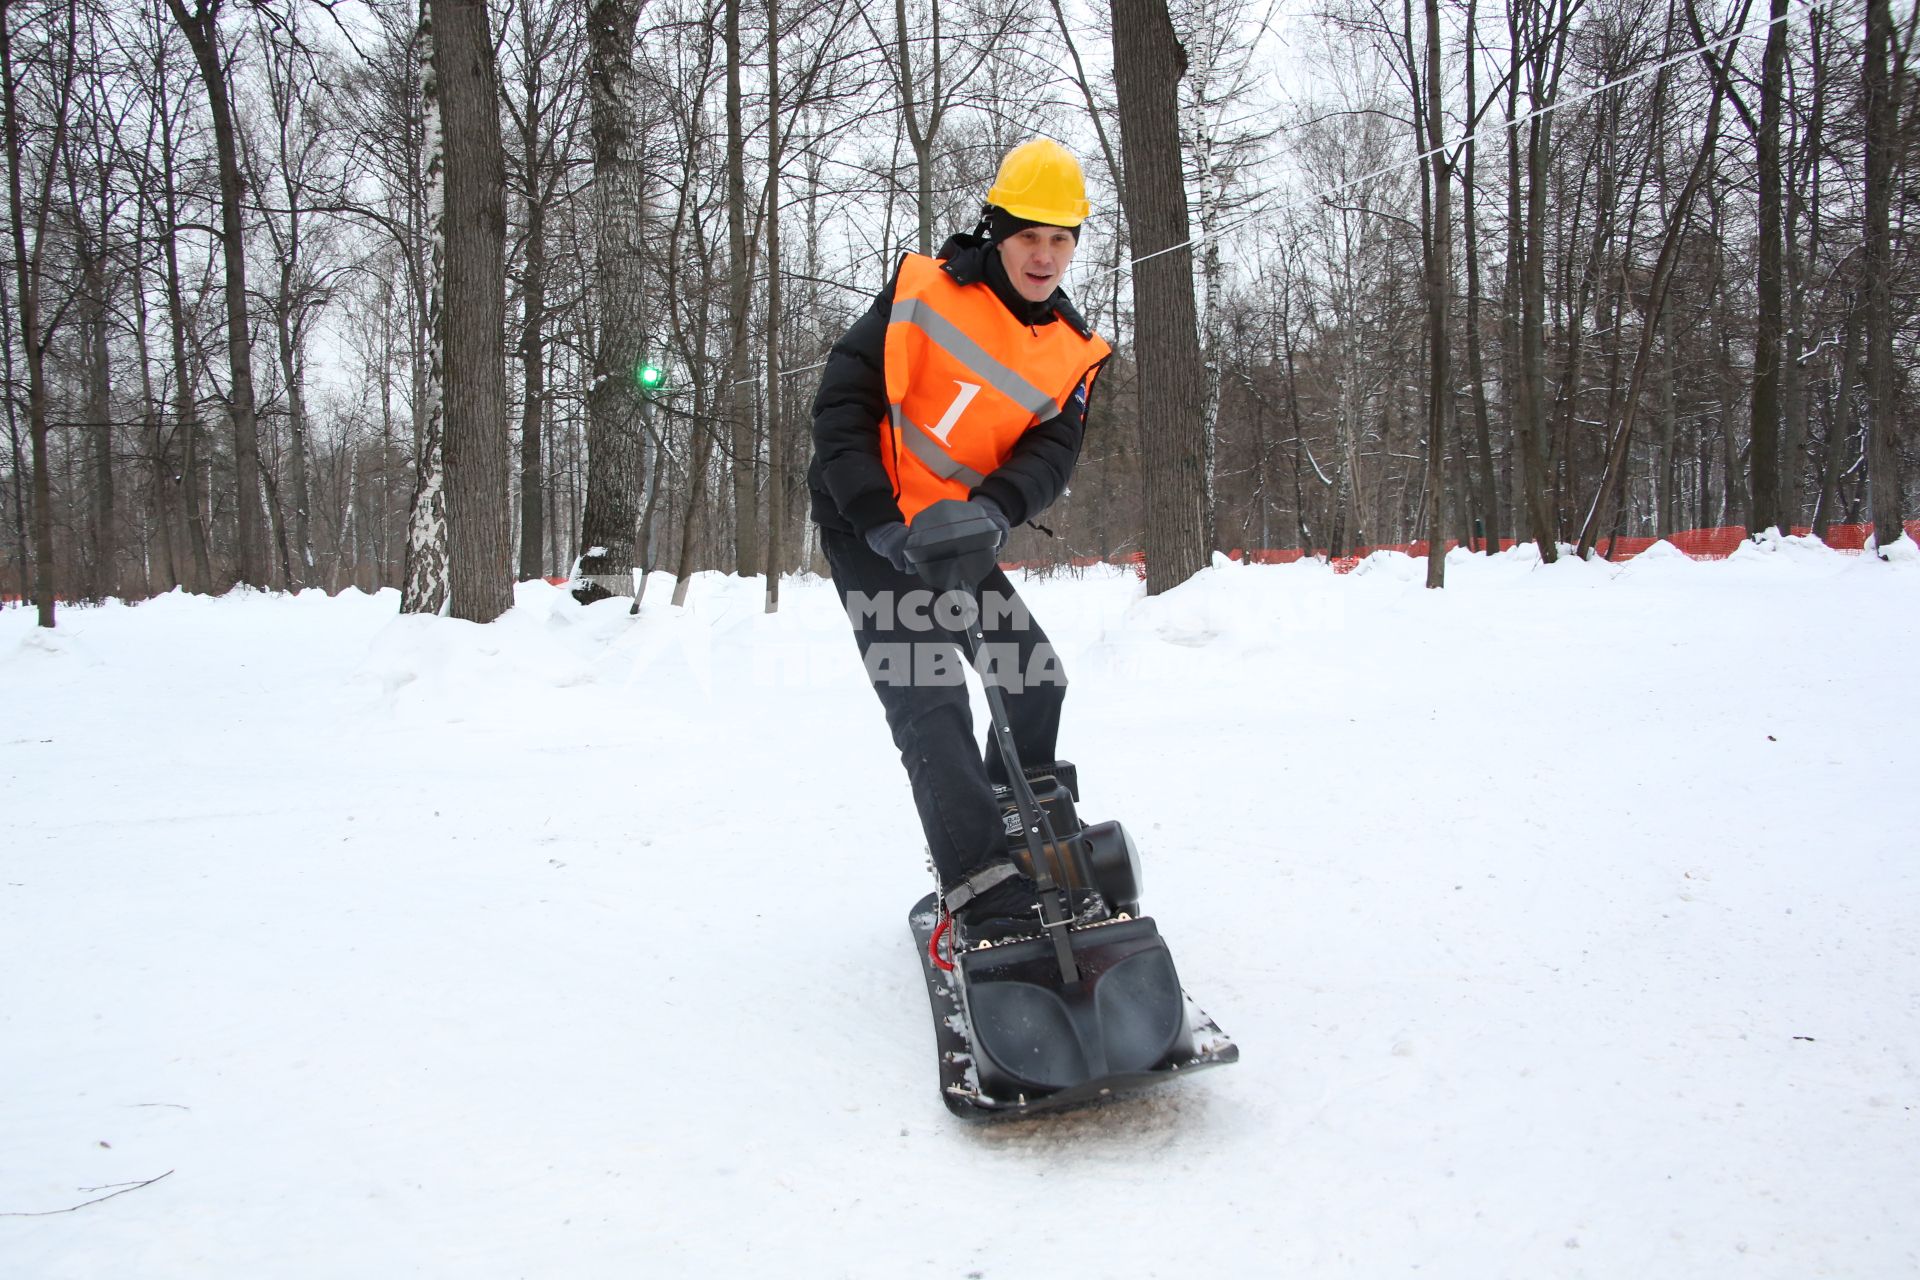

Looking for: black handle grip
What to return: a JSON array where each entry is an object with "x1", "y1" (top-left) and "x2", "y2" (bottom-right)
[{"x1": 904, "y1": 499, "x2": 1002, "y2": 590}]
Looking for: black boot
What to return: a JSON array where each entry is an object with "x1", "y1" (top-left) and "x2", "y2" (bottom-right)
[{"x1": 947, "y1": 860, "x2": 1044, "y2": 948}]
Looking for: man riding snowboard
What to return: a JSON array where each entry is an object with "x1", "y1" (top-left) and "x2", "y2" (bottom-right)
[{"x1": 808, "y1": 139, "x2": 1111, "y2": 945}]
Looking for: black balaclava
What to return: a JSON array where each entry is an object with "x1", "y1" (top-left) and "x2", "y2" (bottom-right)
[
  {"x1": 977, "y1": 204, "x2": 1079, "y2": 324},
  {"x1": 985, "y1": 205, "x2": 1083, "y2": 245}
]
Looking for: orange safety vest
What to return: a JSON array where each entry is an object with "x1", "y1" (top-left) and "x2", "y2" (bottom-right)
[{"x1": 882, "y1": 253, "x2": 1111, "y2": 522}]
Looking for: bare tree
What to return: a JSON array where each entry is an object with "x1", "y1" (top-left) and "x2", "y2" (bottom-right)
[
  {"x1": 246, "y1": 7, "x2": 353, "y2": 589},
  {"x1": 659, "y1": 0, "x2": 721, "y2": 610},
  {"x1": 724, "y1": 0, "x2": 760, "y2": 578},
  {"x1": 1687, "y1": 0, "x2": 1782, "y2": 535},
  {"x1": 1461, "y1": 0, "x2": 1501, "y2": 551},
  {"x1": 1578, "y1": 44, "x2": 1726, "y2": 555},
  {"x1": 759, "y1": 0, "x2": 857, "y2": 608},
  {"x1": 500, "y1": 0, "x2": 585, "y2": 582},
  {"x1": 1414, "y1": 0, "x2": 1454, "y2": 588},
  {"x1": 5, "y1": 0, "x2": 1909, "y2": 605},
  {"x1": 334, "y1": 2, "x2": 442, "y2": 600},
  {"x1": 1861, "y1": 0, "x2": 1907, "y2": 553},
  {"x1": 1507, "y1": 0, "x2": 1582, "y2": 561},
  {"x1": 1, "y1": 266, "x2": 31, "y2": 604},
  {"x1": 166, "y1": 0, "x2": 268, "y2": 587},
  {"x1": 141, "y1": 0, "x2": 215, "y2": 592},
  {"x1": 62, "y1": 3, "x2": 130, "y2": 600},
  {"x1": 1173, "y1": 0, "x2": 1275, "y2": 550},
  {"x1": 1110, "y1": 0, "x2": 1209, "y2": 592},
  {"x1": 878, "y1": 0, "x2": 1019, "y2": 255},
  {"x1": 575, "y1": 0, "x2": 650, "y2": 605},
  {"x1": 762, "y1": 0, "x2": 786, "y2": 611},
  {"x1": 1, "y1": 0, "x2": 77, "y2": 625},
  {"x1": 429, "y1": 0, "x2": 512, "y2": 622}
]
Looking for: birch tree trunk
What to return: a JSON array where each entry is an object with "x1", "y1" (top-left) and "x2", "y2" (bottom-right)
[{"x1": 402, "y1": 0, "x2": 450, "y2": 614}]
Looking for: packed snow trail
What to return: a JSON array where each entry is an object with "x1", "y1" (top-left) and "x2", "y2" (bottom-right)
[{"x1": 4, "y1": 538, "x2": 1916, "y2": 1278}]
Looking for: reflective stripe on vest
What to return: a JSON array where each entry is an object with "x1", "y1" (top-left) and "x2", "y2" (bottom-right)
[{"x1": 882, "y1": 254, "x2": 1110, "y2": 522}]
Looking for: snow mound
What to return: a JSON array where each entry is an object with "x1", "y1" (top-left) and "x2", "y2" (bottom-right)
[
  {"x1": 2, "y1": 620, "x2": 101, "y2": 669},
  {"x1": 1346, "y1": 548, "x2": 1421, "y2": 579},
  {"x1": 1631, "y1": 538, "x2": 1692, "y2": 563},
  {"x1": 1116, "y1": 558, "x2": 1347, "y2": 656},
  {"x1": 1868, "y1": 532, "x2": 1920, "y2": 563},
  {"x1": 1731, "y1": 528, "x2": 1782, "y2": 558}
]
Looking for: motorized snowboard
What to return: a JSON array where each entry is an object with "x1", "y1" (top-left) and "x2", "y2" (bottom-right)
[
  {"x1": 896, "y1": 500, "x2": 1240, "y2": 1118},
  {"x1": 910, "y1": 893, "x2": 1239, "y2": 1118}
]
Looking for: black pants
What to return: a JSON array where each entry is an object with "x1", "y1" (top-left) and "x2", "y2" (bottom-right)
[{"x1": 821, "y1": 525, "x2": 1067, "y2": 889}]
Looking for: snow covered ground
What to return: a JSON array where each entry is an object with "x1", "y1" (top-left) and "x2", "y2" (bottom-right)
[{"x1": 4, "y1": 536, "x2": 1917, "y2": 1279}]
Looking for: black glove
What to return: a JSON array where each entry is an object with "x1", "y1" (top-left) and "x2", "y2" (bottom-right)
[
  {"x1": 971, "y1": 495, "x2": 1012, "y2": 550},
  {"x1": 864, "y1": 521, "x2": 914, "y2": 573}
]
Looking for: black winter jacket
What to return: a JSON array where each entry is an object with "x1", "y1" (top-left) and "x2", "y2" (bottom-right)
[{"x1": 807, "y1": 233, "x2": 1104, "y2": 536}]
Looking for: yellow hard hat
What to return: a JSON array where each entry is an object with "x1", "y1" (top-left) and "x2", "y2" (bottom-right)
[{"x1": 985, "y1": 139, "x2": 1091, "y2": 228}]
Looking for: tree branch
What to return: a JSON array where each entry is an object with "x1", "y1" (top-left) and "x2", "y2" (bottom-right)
[{"x1": 0, "y1": 1170, "x2": 175, "y2": 1218}]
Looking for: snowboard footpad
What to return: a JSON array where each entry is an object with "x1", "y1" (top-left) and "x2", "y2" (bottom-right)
[{"x1": 909, "y1": 893, "x2": 1238, "y2": 1118}]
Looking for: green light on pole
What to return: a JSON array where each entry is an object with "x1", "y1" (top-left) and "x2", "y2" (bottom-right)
[{"x1": 636, "y1": 361, "x2": 665, "y2": 391}]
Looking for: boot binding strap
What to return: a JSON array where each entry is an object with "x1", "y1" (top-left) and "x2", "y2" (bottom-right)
[{"x1": 942, "y1": 859, "x2": 1020, "y2": 914}]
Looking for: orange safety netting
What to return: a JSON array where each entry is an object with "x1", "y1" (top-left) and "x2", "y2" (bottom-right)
[
  {"x1": 997, "y1": 519, "x2": 1920, "y2": 577},
  {"x1": 12, "y1": 522, "x2": 1917, "y2": 605},
  {"x1": 539, "y1": 520, "x2": 1920, "y2": 584}
]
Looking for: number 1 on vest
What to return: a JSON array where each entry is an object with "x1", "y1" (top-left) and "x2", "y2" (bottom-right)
[{"x1": 927, "y1": 380, "x2": 984, "y2": 446}]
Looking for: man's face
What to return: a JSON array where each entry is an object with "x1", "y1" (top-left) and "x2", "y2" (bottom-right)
[{"x1": 997, "y1": 226, "x2": 1079, "y2": 304}]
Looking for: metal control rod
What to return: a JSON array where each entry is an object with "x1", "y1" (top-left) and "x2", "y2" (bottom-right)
[{"x1": 950, "y1": 587, "x2": 1079, "y2": 985}]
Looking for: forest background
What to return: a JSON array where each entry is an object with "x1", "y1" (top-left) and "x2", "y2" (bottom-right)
[{"x1": 3, "y1": 0, "x2": 1915, "y2": 622}]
